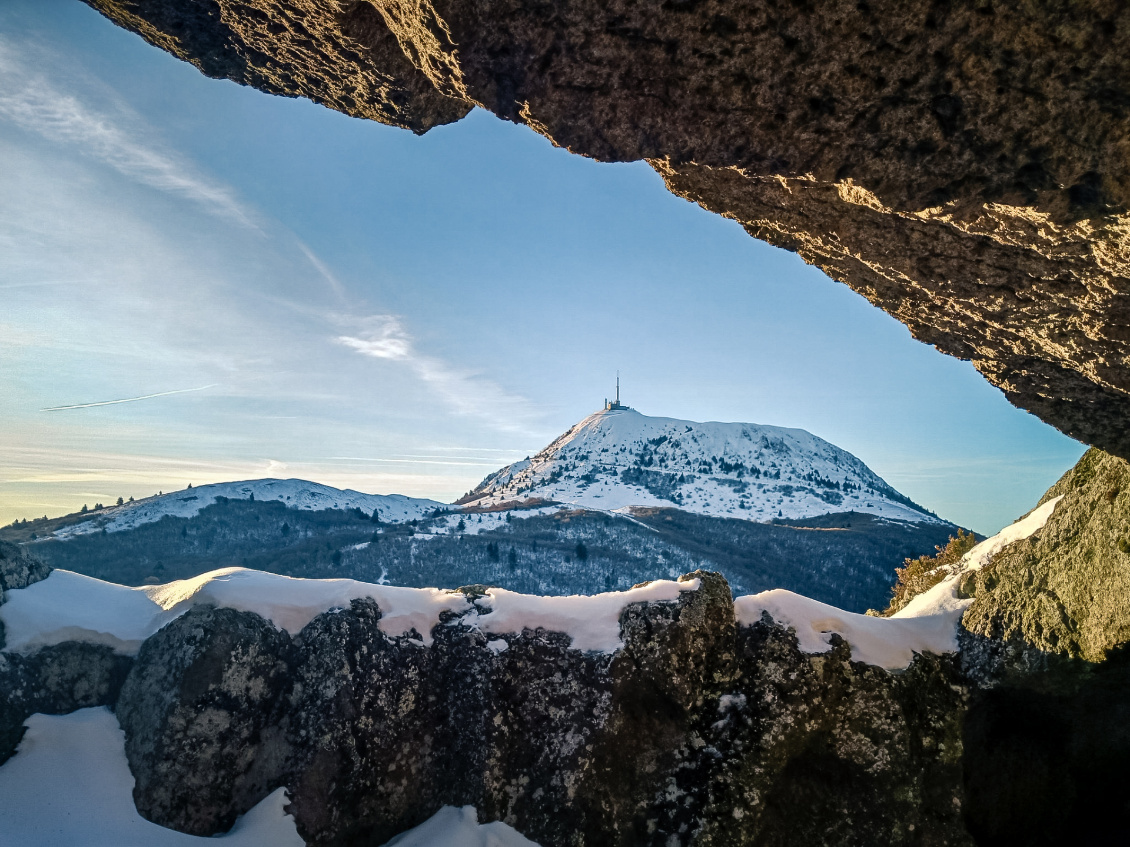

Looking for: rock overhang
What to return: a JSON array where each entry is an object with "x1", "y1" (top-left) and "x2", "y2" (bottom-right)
[{"x1": 80, "y1": 0, "x2": 1130, "y2": 455}]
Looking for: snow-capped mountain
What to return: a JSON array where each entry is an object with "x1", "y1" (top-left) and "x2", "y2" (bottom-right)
[
  {"x1": 51, "y1": 479, "x2": 444, "y2": 540},
  {"x1": 459, "y1": 408, "x2": 940, "y2": 524}
]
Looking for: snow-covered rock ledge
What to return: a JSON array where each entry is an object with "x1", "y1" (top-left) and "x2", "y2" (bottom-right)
[
  {"x1": 4, "y1": 490, "x2": 1059, "y2": 666},
  {"x1": 0, "y1": 567, "x2": 700, "y2": 656},
  {"x1": 0, "y1": 562, "x2": 971, "y2": 846}
]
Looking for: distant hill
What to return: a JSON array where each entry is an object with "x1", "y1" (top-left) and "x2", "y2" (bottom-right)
[
  {"x1": 2, "y1": 407, "x2": 965, "y2": 613},
  {"x1": 6, "y1": 479, "x2": 443, "y2": 543},
  {"x1": 13, "y1": 497, "x2": 959, "y2": 614}
]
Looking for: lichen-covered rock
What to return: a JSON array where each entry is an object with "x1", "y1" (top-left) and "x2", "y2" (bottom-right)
[
  {"x1": 115, "y1": 605, "x2": 292, "y2": 835},
  {"x1": 81, "y1": 0, "x2": 1130, "y2": 457},
  {"x1": 567, "y1": 570, "x2": 737, "y2": 846},
  {"x1": 279, "y1": 596, "x2": 464, "y2": 844},
  {"x1": 0, "y1": 642, "x2": 131, "y2": 764},
  {"x1": 283, "y1": 571, "x2": 737, "y2": 846},
  {"x1": 962, "y1": 448, "x2": 1130, "y2": 663},
  {"x1": 279, "y1": 594, "x2": 611, "y2": 845},
  {"x1": 0, "y1": 539, "x2": 50, "y2": 596},
  {"x1": 100, "y1": 571, "x2": 976, "y2": 846},
  {"x1": 698, "y1": 618, "x2": 970, "y2": 846}
]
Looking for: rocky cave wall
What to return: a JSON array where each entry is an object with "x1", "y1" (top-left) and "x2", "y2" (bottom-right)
[{"x1": 82, "y1": 0, "x2": 1130, "y2": 457}]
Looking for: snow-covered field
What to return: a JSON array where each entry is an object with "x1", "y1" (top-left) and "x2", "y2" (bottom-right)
[
  {"x1": 461, "y1": 408, "x2": 940, "y2": 524},
  {"x1": 0, "y1": 709, "x2": 541, "y2": 847},
  {"x1": 50, "y1": 479, "x2": 444, "y2": 540}
]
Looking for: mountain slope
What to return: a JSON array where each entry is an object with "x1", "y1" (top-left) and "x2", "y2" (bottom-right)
[
  {"x1": 48, "y1": 479, "x2": 443, "y2": 540},
  {"x1": 460, "y1": 408, "x2": 938, "y2": 524}
]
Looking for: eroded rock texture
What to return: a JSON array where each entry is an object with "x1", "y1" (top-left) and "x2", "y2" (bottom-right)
[
  {"x1": 83, "y1": 0, "x2": 1130, "y2": 454},
  {"x1": 0, "y1": 642, "x2": 132, "y2": 764},
  {"x1": 962, "y1": 448, "x2": 1130, "y2": 662},
  {"x1": 0, "y1": 538, "x2": 51, "y2": 598},
  {"x1": 116, "y1": 605, "x2": 292, "y2": 835},
  {"x1": 110, "y1": 573, "x2": 971, "y2": 846}
]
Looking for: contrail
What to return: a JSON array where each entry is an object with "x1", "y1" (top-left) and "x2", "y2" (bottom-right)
[{"x1": 41, "y1": 384, "x2": 218, "y2": 412}]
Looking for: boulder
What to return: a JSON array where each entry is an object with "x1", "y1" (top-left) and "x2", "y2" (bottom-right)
[{"x1": 115, "y1": 605, "x2": 292, "y2": 835}]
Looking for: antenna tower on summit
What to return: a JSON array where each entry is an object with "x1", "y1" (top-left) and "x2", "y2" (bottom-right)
[{"x1": 605, "y1": 372, "x2": 629, "y2": 411}]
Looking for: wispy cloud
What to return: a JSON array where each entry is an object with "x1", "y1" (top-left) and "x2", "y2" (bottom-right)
[
  {"x1": 0, "y1": 37, "x2": 254, "y2": 227},
  {"x1": 337, "y1": 315, "x2": 413, "y2": 361},
  {"x1": 41, "y1": 384, "x2": 218, "y2": 412},
  {"x1": 328, "y1": 456, "x2": 503, "y2": 467},
  {"x1": 296, "y1": 240, "x2": 347, "y2": 299},
  {"x1": 336, "y1": 314, "x2": 538, "y2": 432}
]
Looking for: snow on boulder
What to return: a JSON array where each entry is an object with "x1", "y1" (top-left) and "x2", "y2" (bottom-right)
[
  {"x1": 0, "y1": 568, "x2": 703, "y2": 657},
  {"x1": 475, "y1": 576, "x2": 702, "y2": 653},
  {"x1": 0, "y1": 708, "x2": 304, "y2": 846},
  {"x1": 380, "y1": 805, "x2": 542, "y2": 847},
  {"x1": 735, "y1": 590, "x2": 962, "y2": 671},
  {"x1": 0, "y1": 568, "x2": 470, "y2": 654}
]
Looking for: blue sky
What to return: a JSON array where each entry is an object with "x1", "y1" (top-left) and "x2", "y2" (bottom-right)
[{"x1": 0, "y1": 1, "x2": 1085, "y2": 534}]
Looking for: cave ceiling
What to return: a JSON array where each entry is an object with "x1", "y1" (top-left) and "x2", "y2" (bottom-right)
[{"x1": 83, "y1": 0, "x2": 1130, "y2": 456}]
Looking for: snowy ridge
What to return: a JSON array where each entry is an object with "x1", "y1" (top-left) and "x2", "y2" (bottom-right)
[
  {"x1": 0, "y1": 567, "x2": 700, "y2": 656},
  {"x1": 50, "y1": 478, "x2": 444, "y2": 539},
  {"x1": 462, "y1": 408, "x2": 940, "y2": 524},
  {"x1": 734, "y1": 496, "x2": 1064, "y2": 669}
]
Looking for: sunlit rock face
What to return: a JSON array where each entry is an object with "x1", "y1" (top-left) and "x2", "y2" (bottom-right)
[{"x1": 84, "y1": 0, "x2": 1130, "y2": 454}]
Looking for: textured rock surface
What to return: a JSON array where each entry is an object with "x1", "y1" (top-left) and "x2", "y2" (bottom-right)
[
  {"x1": 699, "y1": 621, "x2": 970, "y2": 846},
  {"x1": 108, "y1": 572, "x2": 973, "y2": 845},
  {"x1": 0, "y1": 642, "x2": 132, "y2": 764},
  {"x1": 0, "y1": 539, "x2": 51, "y2": 596},
  {"x1": 82, "y1": 0, "x2": 1130, "y2": 455},
  {"x1": 116, "y1": 606, "x2": 292, "y2": 835},
  {"x1": 962, "y1": 448, "x2": 1130, "y2": 662}
]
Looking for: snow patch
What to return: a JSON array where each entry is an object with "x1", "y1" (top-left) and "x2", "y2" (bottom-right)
[
  {"x1": 734, "y1": 496, "x2": 1064, "y2": 670},
  {"x1": 734, "y1": 590, "x2": 962, "y2": 670},
  {"x1": 380, "y1": 805, "x2": 541, "y2": 847},
  {"x1": 1, "y1": 569, "x2": 706, "y2": 657},
  {"x1": 0, "y1": 708, "x2": 305, "y2": 846},
  {"x1": 475, "y1": 576, "x2": 701, "y2": 653},
  {"x1": 1, "y1": 567, "x2": 470, "y2": 654}
]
